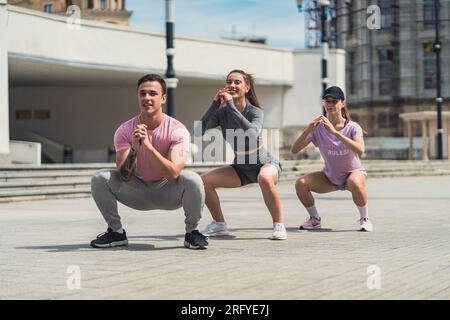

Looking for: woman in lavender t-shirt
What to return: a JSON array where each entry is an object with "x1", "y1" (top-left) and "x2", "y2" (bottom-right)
[{"x1": 291, "y1": 86, "x2": 373, "y2": 232}]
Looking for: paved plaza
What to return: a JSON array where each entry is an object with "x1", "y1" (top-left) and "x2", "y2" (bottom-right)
[{"x1": 0, "y1": 175, "x2": 449, "y2": 300}]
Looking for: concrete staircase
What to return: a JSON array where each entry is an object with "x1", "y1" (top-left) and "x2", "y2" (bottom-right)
[
  {"x1": 1, "y1": 160, "x2": 450, "y2": 203},
  {"x1": 0, "y1": 163, "x2": 220, "y2": 203},
  {"x1": 280, "y1": 160, "x2": 450, "y2": 181}
]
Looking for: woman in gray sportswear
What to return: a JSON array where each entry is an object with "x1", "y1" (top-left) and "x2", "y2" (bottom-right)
[{"x1": 198, "y1": 69, "x2": 286, "y2": 240}]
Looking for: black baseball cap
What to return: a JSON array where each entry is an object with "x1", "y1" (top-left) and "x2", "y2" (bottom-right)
[{"x1": 322, "y1": 86, "x2": 345, "y2": 100}]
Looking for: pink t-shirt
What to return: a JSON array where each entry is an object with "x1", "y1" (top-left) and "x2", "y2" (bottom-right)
[
  {"x1": 308, "y1": 121, "x2": 365, "y2": 186},
  {"x1": 114, "y1": 114, "x2": 190, "y2": 182}
]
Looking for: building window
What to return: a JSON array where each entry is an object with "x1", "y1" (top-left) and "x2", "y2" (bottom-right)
[
  {"x1": 423, "y1": 0, "x2": 435, "y2": 26},
  {"x1": 347, "y1": 0, "x2": 355, "y2": 36},
  {"x1": 378, "y1": 112, "x2": 398, "y2": 129},
  {"x1": 379, "y1": 0, "x2": 394, "y2": 30},
  {"x1": 100, "y1": 0, "x2": 107, "y2": 10},
  {"x1": 378, "y1": 49, "x2": 394, "y2": 95},
  {"x1": 16, "y1": 110, "x2": 33, "y2": 120},
  {"x1": 43, "y1": 4, "x2": 53, "y2": 13},
  {"x1": 87, "y1": 0, "x2": 94, "y2": 9},
  {"x1": 33, "y1": 110, "x2": 51, "y2": 120},
  {"x1": 423, "y1": 42, "x2": 436, "y2": 89}
]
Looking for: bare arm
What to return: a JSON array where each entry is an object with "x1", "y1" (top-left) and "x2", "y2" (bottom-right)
[
  {"x1": 115, "y1": 123, "x2": 145, "y2": 181},
  {"x1": 320, "y1": 116, "x2": 365, "y2": 156},
  {"x1": 116, "y1": 148, "x2": 137, "y2": 182},
  {"x1": 144, "y1": 147, "x2": 187, "y2": 182},
  {"x1": 132, "y1": 124, "x2": 188, "y2": 181},
  {"x1": 291, "y1": 116, "x2": 321, "y2": 154},
  {"x1": 291, "y1": 131, "x2": 314, "y2": 154}
]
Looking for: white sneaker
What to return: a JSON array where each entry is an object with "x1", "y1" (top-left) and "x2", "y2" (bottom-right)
[
  {"x1": 201, "y1": 221, "x2": 230, "y2": 236},
  {"x1": 271, "y1": 223, "x2": 287, "y2": 240},
  {"x1": 359, "y1": 218, "x2": 373, "y2": 232}
]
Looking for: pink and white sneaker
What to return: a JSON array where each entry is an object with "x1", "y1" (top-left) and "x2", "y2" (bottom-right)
[
  {"x1": 299, "y1": 217, "x2": 322, "y2": 230},
  {"x1": 359, "y1": 218, "x2": 373, "y2": 232}
]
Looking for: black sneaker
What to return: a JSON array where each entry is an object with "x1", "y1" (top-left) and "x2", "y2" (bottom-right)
[
  {"x1": 184, "y1": 230, "x2": 208, "y2": 250},
  {"x1": 90, "y1": 228, "x2": 128, "y2": 248}
]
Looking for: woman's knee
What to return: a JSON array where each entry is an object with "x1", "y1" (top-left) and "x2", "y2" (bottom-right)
[
  {"x1": 257, "y1": 172, "x2": 275, "y2": 189},
  {"x1": 295, "y1": 176, "x2": 309, "y2": 192},
  {"x1": 347, "y1": 175, "x2": 365, "y2": 192},
  {"x1": 201, "y1": 172, "x2": 216, "y2": 190}
]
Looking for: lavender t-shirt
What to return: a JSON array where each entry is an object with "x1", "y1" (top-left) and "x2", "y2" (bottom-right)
[
  {"x1": 308, "y1": 121, "x2": 365, "y2": 185},
  {"x1": 114, "y1": 114, "x2": 190, "y2": 182}
]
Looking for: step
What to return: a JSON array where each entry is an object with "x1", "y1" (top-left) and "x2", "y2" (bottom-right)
[
  {"x1": 284, "y1": 167, "x2": 450, "y2": 173},
  {"x1": 280, "y1": 170, "x2": 450, "y2": 181},
  {"x1": 0, "y1": 186, "x2": 91, "y2": 198},
  {"x1": 0, "y1": 161, "x2": 449, "y2": 203},
  {"x1": 0, "y1": 166, "x2": 220, "y2": 181},
  {"x1": 0, "y1": 193, "x2": 91, "y2": 203},
  {"x1": 0, "y1": 179, "x2": 91, "y2": 191},
  {"x1": 0, "y1": 171, "x2": 98, "y2": 182}
]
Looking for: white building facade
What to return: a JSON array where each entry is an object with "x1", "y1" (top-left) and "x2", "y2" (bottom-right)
[{"x1": 0, "y1": 3, "x2": 345, "y2": 163}]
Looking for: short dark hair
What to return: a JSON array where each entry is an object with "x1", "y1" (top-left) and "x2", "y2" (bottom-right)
[{"x1": 137, "y1": 74, "x2": 167, "y2": 95}]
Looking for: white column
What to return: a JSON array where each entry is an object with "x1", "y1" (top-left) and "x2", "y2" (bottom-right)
[
  {"x1": 0, "y1": 0, "x2": 11, "y2": 164},
  {"x1": 446, "y1": 118, "x2": 450, "y2": 159},
  {"x1": 407, "y1": 121, "x2": 413, "y2": 160},
  {"x1": 447, "y1": 121, "x2": 450, "y2": 160},
  {"x1": 422, "y1": 120, "x2": 429, "y2": 161}
]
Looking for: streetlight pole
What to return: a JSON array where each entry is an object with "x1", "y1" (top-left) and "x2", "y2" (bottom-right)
[
  {"x1": 320, "y1": 0, "x2": 330, "y2": 116},
  {"x1": 165, "y1": 0, "x2": 178, "y2": 117},
  {"x1": 434, "y1": 0, "x2": 443, "y2": 159}
]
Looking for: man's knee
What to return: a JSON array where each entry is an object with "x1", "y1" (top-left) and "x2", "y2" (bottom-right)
[
  {"x1": 91, "y1": 169, "x2": 111, "y2": 187},
  {"x1": 179, "y1": 170, "x2": 204, "y2": 193}
]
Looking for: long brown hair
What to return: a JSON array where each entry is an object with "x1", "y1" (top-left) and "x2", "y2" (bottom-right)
[
  {"x1": 341, "y1": 102, "x2": 351, "y2": 121},
  {"x1": 227, "y1": 69, "x2": 262, "y2": 109},
  {"x1": 341, "y1": 100, "x2": 368, "y2": 135}
]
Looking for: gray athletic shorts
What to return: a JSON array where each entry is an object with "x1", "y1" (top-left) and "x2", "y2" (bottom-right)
[{"x1": 334, "y1": 170, "x2": 367, "y2": 191}]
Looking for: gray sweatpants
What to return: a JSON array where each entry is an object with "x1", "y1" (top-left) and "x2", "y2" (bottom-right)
[{"x1": 91, "y1": 169, "x2": 205, "y2": 233}]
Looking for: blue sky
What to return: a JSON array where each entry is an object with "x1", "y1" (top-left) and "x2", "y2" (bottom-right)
[{"x1": 127, "y1": 0, "x2": 305, "y2": 49}]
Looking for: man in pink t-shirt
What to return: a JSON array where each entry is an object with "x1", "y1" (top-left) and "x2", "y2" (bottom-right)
[{"x1": 90, "y1": 74, "x2": 208, "y2": 250}]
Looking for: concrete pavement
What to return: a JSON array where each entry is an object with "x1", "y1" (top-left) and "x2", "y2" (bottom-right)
[{"x1": 0, "y1": 175, "x2": 449, "y2": 300}]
